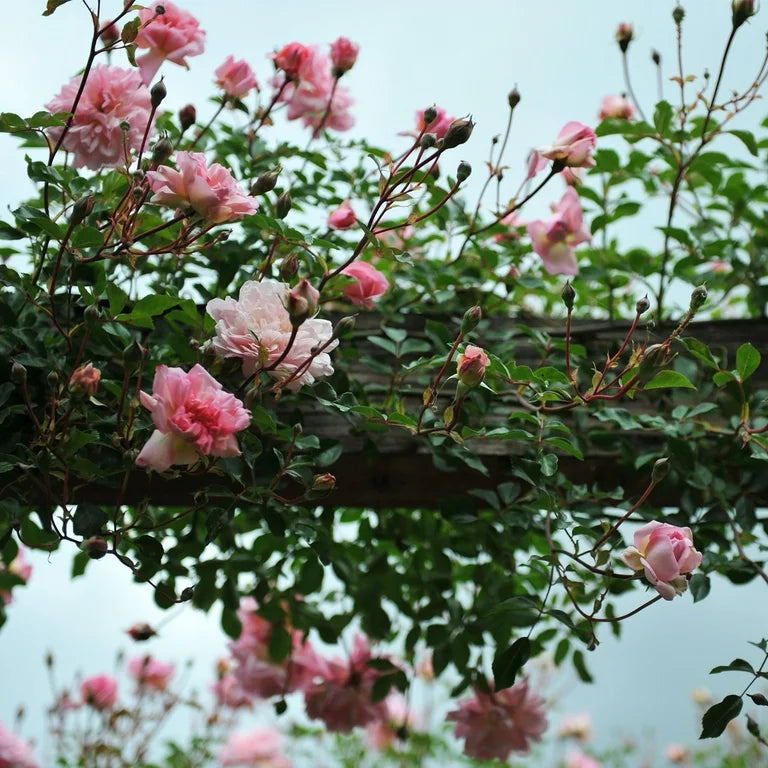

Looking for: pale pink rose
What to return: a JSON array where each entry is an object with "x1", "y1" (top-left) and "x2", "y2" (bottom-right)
[
  {"x1": 0, "y1": 720, "x2": 37, "y2": 768},
  {"x1": 272, "y1": 42, "x2": 310, "y2": 80},
  {"x1": 45, "y1": 66, "x2": 153, "y2": 170},
  {"x1": 538, "y1": 121, "x2": 597, "y2": 168},
  {"x1": 212, "y1": 673, "x2": 253, "y2": 709},
  {"x1": 146, "y1": 151, "x2": 258, "y2": 223},
  {"x1": 565, "y1": 750, "x2": 602, "y2": 768},
  {"x1": 80, "y1": 674, "x2": 118, "y2": 710},
  {"x1": 206, "y1": 280, "x2": 338, "y2": 390},
  {"x1": 127, "y1": 655, "x2": 175, "y2": 692},
  {"x1": 304, "y1": 634, "x2": 389, "y2": 732},
  {"x1": 218, "y1": 727, "x2": 290, "y2": 768},
  {"x1": 341, "y1": 261, "x2": 389, "y2": 308},
  {"x1": 366, "y1": 694, "x2": 418, "y2": 750},
  {"x1": 665, "y1": 743, "x2": 689, "y2": 763},
  {"x1": 621, "y1": 521, "x2": 702, "y2": 600},
  {"x1": 598, "y1": 95, "x2": 634, "y2": 121},
  {"x1": 557, "y1": 712, "x2": 592, "y2": 742},
  {"x1": 526, "y1": 187, "x2": 591, "y2": 276},
  {"x1": 456, "y1": 345, "x2": 490, "y2": 388},
  {"x1": 70, "y1": 363, "x2": 100, "y2": 397},
  {"x1": 446, "y1": 680, "x2": 548, "y2": 761},
  {"x1": 494, "y1": 212, "x2": 526, "y2": 243},
  {"x1": 330, "y1": 37, "x2": 359, "y2": 75},
  {"x1": 0, "y1": 548, "x2": 32, "y2": 605},
  {"x1": 215, "y1": 55, "x2": 259, "y2": 100},
  {"x1": 327, "y1": 200, "x2": 357, "y2": 230},
  {"x1": 415, "y1": 106, "x2": 454, "y2": 139},
  {"x1": 136, "y1": 364, "x2": 251, "y2": 473},
  {"x1": 134, "y1": 1, "x2": 206, "y2": 85},
  {"x1": 273, "y1": 45, "x2": 354, "y2": 136}
]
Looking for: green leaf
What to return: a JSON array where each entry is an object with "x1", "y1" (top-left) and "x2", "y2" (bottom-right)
[
  {"x1": 653, "y1": 101, "x2": 674, "y2": 135},
  {"x1": 736, "y1": 343, "x2": 760, "y2": 382},
  {"x1": 644, "y1": 370, "x2": 696, "y2": 390},
  {"x1": 689, "y1": 573, "x2": 710, "y2": 603},
  {"x1": 117, "y1": 294, "x2": 181, "y2": 320},
  {"x1": 540, "y1": 454, "x2": 558, "y2": 477},
  {"x1": 221, "y1": 607, "x2": 242, "y2": 639},
  {"x1": 728, "y1": 129, "x2": 758, "y2": 156},
  {"x1": 700, "y1": 695, "x2": 743, "y2": 739},
  {"x1": 42, "y1": 0, "x2": 72, "y2": 16},
  {"x1": 492, "y1": 637, "x2": 530, "y2": 690},
  {"x1": 710, "y1": 658, "x2": 755, "y2": 675},
  {"x1": 572, "y1": 650, "x2": 593, "y2": 683},
  {"x1": 72, "y1": 504, "x2": 107, "y2": 537},
  {"x1": 268, "y1": 625, "x2": 291, "y2": 663},
  {"x1": 106, "y1": 282, "x2": 129, "y2": 316}
]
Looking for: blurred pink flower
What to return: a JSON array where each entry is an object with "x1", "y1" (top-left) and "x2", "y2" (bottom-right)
[
  {"x1": 526, "y1": 187, "x2": 590, "y2": 276},
  {"x1": 446, "y1": 680, "x2": 548, "y2": 761},
  {"x1": 538, "y1": 121, "x2": 597, "y2": 168},
  {"x1": 330, "y1": 37, "x2": 359, "y2": 75},
  {"x1": 70, "y1": 363, "x2": 100, "y2": 397},
  {"x1": 304, "y1": 634, "x2": 389, "y2": 732},
  {"x1": 415, "y1": 106, "x2": 454, "y2": 139},
  {"x1": 134, "y1": 1, "x2": 205, "y2": 84},
  {"x1": 0, "y1": 547, "x2": 32, "y2": 605},
  {"x1": 273, "y1": 45, "x2": 354, "y2": 136},
  {"x1": 327, "y1": 200, "x2": 357, "y2": 230},
  {"x1": 526, "y1": 149, "x2": 548, "y2": 180},
  {"x1": 218, "y1": 727, "x2": 290, "y2": 768},
  {"x1": 557, "y1": 712, "x2": 592, "y2": 742},
  {"x1": 366, "y1": 694, "x2": 418, "y2": 750},
  {"x1": 0, "y1": 720, "x2": 37, "y2": 768},
  {"x1": 215, "y1": 56, "x2": 259, "y2": 99},
  {"x1": 127, "y1": 655, "x2": 175, "y2": 692},
  {"x1": 146, "y1": 151, "x2": 258, "y2": 223},
  {"x1": 206, "y1": 280, "x2": 338, "y2": 390},
  {"x1": 272, "y1": 42, "x2": 310, "y2": 80},
  {"x1": 341, "y1": 261, "x2": 389, "y2": 308},
  {"x1": 665, "y1": 743, "x2": 689, "y2": 763},
  {"x1": 621, "y1": 521, "x2": 702, "y2": 600},
  {"x1": 80, "y1": 674, "x2": 118, "y2": 710},
  {"x1": 213, "y1": 673, "x2": 253, "y2": 710},
  {"x1": 45, "y1": 66, "x2": 152, "y2": 170},
  {"x1": 136, "y1": 364, "x2": 251, "y2": 473},
  {"x1": 598, "y1": 95, "x2": 634, "y2": 121},
  {"x1": 494, "y1": 211, "x2": 526, "y2": 243},
  {"x1": 566, "y1": 750, "x2": 602, "y2": 768}
]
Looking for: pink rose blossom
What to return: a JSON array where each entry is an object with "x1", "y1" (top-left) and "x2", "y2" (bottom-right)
[
  {"x1": 598, "y1": 95, "x2": 635, "y2": 121},
  {"x1": 665, "y1": 743, "x2": 689, "y2": 763},
  {"x1": 456, "y1": 345, "x2": 490, "y2": 388},
  {"x1": 566, "y1": 750, "x2": 602, "y2": 768},
  {"x1": 327, "y1": 200, "x2": 357, "y2": 230},
  {"x1": 0, "y1": 720, "x2": 37, "y2": 768},
  {"x1": 0, "y1": 548, "x2": 32, "y2": 605},
  {"x1": 341, "y1": 261, "x2": 389, "y2": 308},
  {"x1": 557, "y1": 712, "x2": 592, "y2": 742},
  {"x1": 136, "y1": 364, "x2": 251, "y2": 473},
  {"x1": 446, "y1": 680, "x2": 548, "y2": 761},
  {"x1": 304, "y1": 634, "x2": 389, "y2": 732},
  {"x1": 80, "y1": 674, "x2": 118, "y2": 710},
  {"x1": 127, "y1": 655, "x2": 175, "y2": 692},
  {"x1": 366, "y1": 694, "x2": 418, "y2": 750},
  {"x1": 526, "y1": 187, "x2": 591, "y2": 276},
  {"x1": 215, "y1": 56, "x2": 259, "y2": 100},
  {"x1": 213, "y1": 673, "x2": 253, "y2": 710},
  {"x1": 415, "y1": 106, "x2": 454, "y2": 139},
  {"x1": 273, "y1": 45, "x2": 354, "y2": 136},
  {"x1": 218, "y1": 727, "x2": 290, "y2": 768},
  {"x1": 330, "y1": 37, "x2": 359, "y2": 75},
  {"x1": 146, "y1": 151, "x2": 258, "y2": 223},
  {"x1": 621, "y1": 521, "x2": 702, "y2": 600},
  {"x1": 45, "y1": 66, "x2": 152, "y2": 170},
  {"x1": 272, "y1": 43, "x2": 310, "y2": 80},
  {"x1": 134, "y1": 1, "x2": 206, "y2": 85},
  {"x1": 70, "y1": 363, "x2": 100, "y2": 397},
  {"x1": 206, "y1": 280, "x2": 338, "y2": 391},
  {"x1": 538, "y1": 121, "x2": 597, "y2": 168}
]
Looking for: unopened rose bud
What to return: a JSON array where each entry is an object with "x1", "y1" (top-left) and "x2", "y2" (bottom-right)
[
  {"x1": 47, "y1": 370, "x2": 59, "y2": 391},
  {"x1": 332, "y1": 315, "x2": 356, "y2": 340},
  {"x1": 441, "y1": 118, "x2": 475, "y2": 150},
  {"x1": 456, "y1": 161, "x2": 472, "y2": 182},
  {"x1": 732, "y1": 0, "x2": 756, "y2": 28},
  {"x1": 419, "y1": 132, "x2": 437, "y2": 149},
  {"x1": 616, "y1": 22, "x2": 634, "y2": 52},
  {"x1": 651, "y1": 457, "x2": 670, "y2": 484},
  {"x1": 127, "y1": 622, "x2": 156, "y2": 642},
  {"x1": 636, "y1": 295, "x2": 650, "y2": 315},
  {"x1": 562, "y1": 281, "x2": 575, "y2": 312},
  {"x1": 508, "y1": 87, "x2": 521, "y2": 109},
  {"x1": 178, "y1": 103, "x2": 196, "y2": 132},
  {"x1": 460, "y1": 305, "x2": 482, "y2": 335},
  {"x1": 83, "y1": 537, "x2": 108, "y2": 559},
  {"x1": 154, "y1": 4, "x2": 166, "y2": 15},
  {"x1": 640, "y1": 342, "x2": 670, "y2": 370},
  {"x1": 71, "y1": 195, "x2": 95, "y2": 226},
  {"x1": 251, "y1": 169, "x2": 280, "y2": 195},
  {"x1": 672, "y1": 5, "x2": 685, "y2": 25},
  {"x1": 311, "y1": 473, "x2": 336, "y2": 493},
  {"x1": 11, "y1": 361, "x2": 27, "y2": 386},
  {"x1": 84, "y1": 303, "x2": 100, "y2": 328},
  {"x1": 651, "y1": 49, "x2": 661, "y2": 66},
  {"x1": 100, "y1": 23, "x2": 119, "y2": 47},
  {"x1": 275, "y1": 190, "x2": 292, "y2": 219},
  {"x1": 286, "y1": 278, "x2": 319, "y2": 327},
  {"x1": 151, "y1": 135, "x2": 173, "y2": 166},
  {"x1": 70, "y1": 363, "x2": 101, "y2": 397},
  {"x1": 180, "y1": 586, "x2": 194, "y2": 602},
  {"x1": 279, "y1": 252, "x2": 299, "y2": 281},
  {"x1": 689, "y1": 284, "x2": 707, "y2": 312},
  {"x1": 422, "y1": 106, "x2": 437, "y2": 126},
  {"x1": 456, "y1": 345, "x2": 490, "y2": 389},
  {"x1": 150, "y1": 78, "x2": 167, "y2": 109}
]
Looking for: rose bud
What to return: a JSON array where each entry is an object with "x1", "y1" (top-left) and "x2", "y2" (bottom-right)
[
  {"x1": 441, "y1": 118, "x2": 475, "y2": 149},
  {"x1": 127, "y1": 622, "x2": 157, "y2": 642},
  {"x1": 178, "y1": 103, "x2": 196, "y2": 132},
  {"x1": 456, "y1": 345, "x2": 490, "y2": 389},
  {"x1": 286, "y1": 278, "x2": 320, "y2": 327}
]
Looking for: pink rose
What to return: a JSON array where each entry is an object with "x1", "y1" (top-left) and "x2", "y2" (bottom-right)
[
  {"x1": 538, "y1": 121, "x2": 597, "y2": 168},
  {"x1": 0, "y1": 720, "x2": 37, "y2": 768},
  {"x1": 272, "y1": 42, "x2": 310, "y2": 80},
  {"x1": 80, "y1": 674, "x2": 118, "y2": 710},
  {"x1": 327, "y1": 200, "x2": 357, "y2": 230},
  {"x1": 330, "y1": 37, "x2": 359, "y2": 75},
  {"x1": 70, "y1": 363, "x2": 100, "y2": 397},
  {"x1": 598, "y1": 95, "x2": 634, "y2": 121},
  {"x1": 341, "y1": 261, "x2": 389, "y2": 308},
  {"x1": 146, "y1": 151, "x2": 258, "y2": 223},
  {"x1": 135, "y1": 364, "x2": 251, "y2": 473},
  {"x1": 456, "y1": 345, "x2": 490, "y2": 388},
  {"x1": 218, "y1": 727, "x2": 290, "y2": 768},
  {"x1": 134, "y1": 1, "x2": 206, "y2": 85},
  {"x1": 526, "y1": 187, "x2": 591, "y2": 276},
  {"x1": 415, "y1": 106, "x2": 454, "y2": 139},
  {"x1": 127, "y1": 655, "x2": 175, "y2": 692},
  {"x1": 0, "y1": 548, "x2": 32, "y2": 605},
  {"x1": 214, "y1": 55, "x2": 259, "y2": 100},
  {"x1": 566, "y1": 750, "x2": 602, "y2": 768},
  {"x1": 45, "y1": 66, "x2": 153, "y2": 170},
  {"x1": 212, "y1": 673, "x2": 253, "y2": 710},
  {"x1": 447, "y1": 680, "x2": 548, "y2": 761},
  {"x1": 621, "y1": 521, "x2": 702, "y2": 600},
  {"x1": 206, "y1": 280, "x2": 338, "y2": 390}
]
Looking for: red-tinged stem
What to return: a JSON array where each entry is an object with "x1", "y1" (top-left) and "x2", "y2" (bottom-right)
[
  {"x1": 590, "y1": 311, "x2": 640, "y2": 395},
  {"x1": 416, "y1": 334, "x2": 464, "y2": 432}
]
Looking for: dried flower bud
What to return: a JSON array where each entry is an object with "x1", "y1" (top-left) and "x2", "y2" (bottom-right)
[
  {"x1": 456, "y1": 161, "x2": 472, "y2": 183},
  {"x1": 651, "y1": 49, "x2": 661, "y2": 66},
  {"x1": 178, "y1": 103, "x2": 196, "y2": 132},
  {"x1": 419, "y1": 132, "x2": 437, "y2": 149},
  {"x1": 127, "y1": 623, "x2": 156, "y2": 642},
  {"x1": 279, "y1": 252, "x2": 299, "y2": 281},
  {"x1": 251, "y1": 169, "x2": 280, "y2": 195},
  {"x1": 460, "y1": 305, "x2": 482, "y2": 335},
  {"x1": 70, "y1": 363, "x2": 101, "y2": 397},
  {"x1": 441, "y1": 118, "x2": 475, "y2": 150},
  {"x1": 150, "y1": 78, "x2": 167, "y2": 109},
  {"x1": 615, "y1": 22, "x2": 634, "y2": 52},
  {"x1": 10, "y1": 361, "x2": 27, "y2": 386},
  {"x1": 689, "y1": 284, "x2": 708, "y2": 312},
  {"x1": 636, "y1": 295, "x2": 650, "y2": 315},
  {"x1": 651, "y1": 457, "x2": 670, "y2": 485},
  {"x1": 332, "y1": 315, "x2": 356, "y2": 340},
  {"x1": 275, "y1": 190, "x2": 292, "y2": 219},
  {"x1": 508, "y1": 87, "x2": 521, "y2": 109},
  {"x1": 286, "y1": 278, "x2": 320, "y2": 327},
  {"x1": 151, "y1": 135, "x2": 173, "y2": 166},
  {"x1": 562, "y1": 281, "x2": 576, "y2": 312},
  {"x1": 422, "y1": 106, "x2": 437, "y2": 126},
  {"x1": 672, "y1": 5, "x2": 685, "y2": 25},
  {"x1": 732, "y1": 0, "x2": 756, "y2": 29},
  {"x1": 83, "y1": 536, "x2": 108, "y2": 559},
  {"x1": 155, "y1": 4, "x2": 166, "y2": 15},
  {"x1": 71, "y1": 195, "x2": 95, "y2": 226}
]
